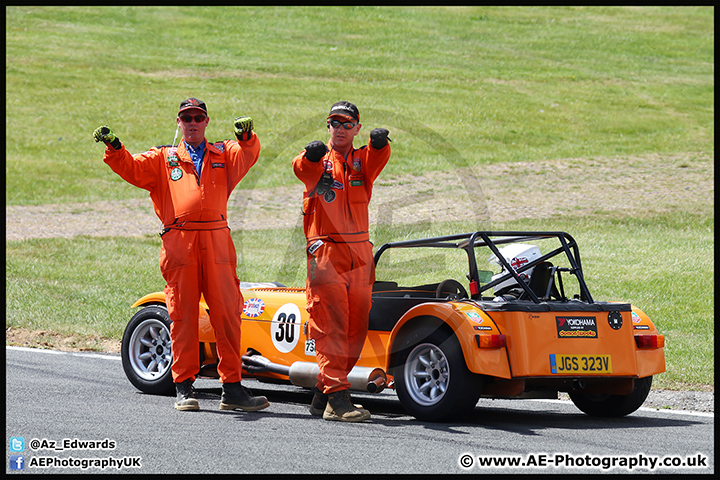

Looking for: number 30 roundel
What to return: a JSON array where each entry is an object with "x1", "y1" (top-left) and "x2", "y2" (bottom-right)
[{"x1": 271, "y1": 303, "x2": 302, "y2": 353}]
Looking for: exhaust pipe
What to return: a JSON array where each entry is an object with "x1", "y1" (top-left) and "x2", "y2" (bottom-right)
[
  {"x1": 241, "y1": 354, "x2": 291, "y2": 376},
  {"x1": 242, "y1": 355, "x2": 387, "y2": 393},
  {"x1": 288, "y1": 362, "x2": 387, "y2": 393}
]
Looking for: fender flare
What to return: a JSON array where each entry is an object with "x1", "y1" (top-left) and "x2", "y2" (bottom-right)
[
  {"x1": 130, "y1": 292, "x2": 167, "y2": 309},
  {"x1": 130, "y1": 291, "x2": 209, "y2": 312},
  {"x1": 385, "y1": 302, "x2": 512, "y2": 379}
]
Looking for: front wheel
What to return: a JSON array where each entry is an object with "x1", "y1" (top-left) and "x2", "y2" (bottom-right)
[
  {"x1": 121, "y1": 305, "x2": 175, "y2": 395},
  {"x1": 569, "y1": 376, "x2": 653, "y2": 417},
  {"x1": 391, "y1": 328, "x2": 483, "y2": 422}
]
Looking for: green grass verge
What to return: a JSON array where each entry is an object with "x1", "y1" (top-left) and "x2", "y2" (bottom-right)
[{"x1": 6, "y1": 6, "x2": 714, "y2": 204}]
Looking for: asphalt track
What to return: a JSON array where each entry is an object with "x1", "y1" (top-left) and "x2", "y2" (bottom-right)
[{"x1": 6, "y1": 346, "x2": 714, "y2": 474}]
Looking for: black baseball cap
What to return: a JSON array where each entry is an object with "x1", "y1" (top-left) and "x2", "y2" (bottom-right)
[
  {"x1": 327, "y1": 101, "x2": 359, "y2": 122},
  {"x1": 178, "y1": 98, "x2": 208, "y2": 115}
]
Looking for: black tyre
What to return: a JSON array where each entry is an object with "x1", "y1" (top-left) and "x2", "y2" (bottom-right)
[
  {"x1": 391, "y1": 328, "x2": 483, "y2": 422},
  {"x1": 569, "y1": 376, "x2": 653, "y2": 417},
  {"x1": 121, "y1": 305, "x2": 175, "y2": 395}
]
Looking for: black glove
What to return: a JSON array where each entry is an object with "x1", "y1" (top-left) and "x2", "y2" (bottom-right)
[
  {"x1": 93, "y1": 125, "x2": 122, "y2": 150},
  {"x1": 304, "y1": 140, "x2": 328, "y2": 162},
  {"x1": 234, "y1": 116, "x2": 254, "y2": 141},
  {"x1": 370, "y1": 128, "x2": 391, "y2": 149}
]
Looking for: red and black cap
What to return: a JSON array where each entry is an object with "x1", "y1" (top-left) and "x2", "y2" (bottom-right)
[{"x1": 178, "y1": 97, "x2": 207, "y2": 115}]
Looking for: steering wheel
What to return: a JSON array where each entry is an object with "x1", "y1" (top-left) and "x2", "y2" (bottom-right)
[{"x1": 435, "y1": 279, "x2": 468, "y2": 300}]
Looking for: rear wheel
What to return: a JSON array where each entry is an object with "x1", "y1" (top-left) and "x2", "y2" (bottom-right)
[
  {"x1": 569, "y1": 376, "x2": 653, "y2": 417},
  {"x1": 121, "y1": 305, "x2": 175, "y2": 395},
  {"x1": 391, "y1": 328, "x2": 483, "y2": 422}
]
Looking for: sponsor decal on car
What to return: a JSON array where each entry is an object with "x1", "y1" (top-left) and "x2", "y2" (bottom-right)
[
  {"x1": 243, "y1": 298, "x2": 265, "y2": 318},
  {"x1": 556, "y1": 316, "x2": 598, "y2": 338}
]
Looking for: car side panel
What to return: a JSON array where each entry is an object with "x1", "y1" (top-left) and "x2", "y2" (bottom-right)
[
  {"x1": 238, "y1": 288, "x2": 310, "y2": 367},
  {"x1": 357, "y1": 330, "x2": 391, "y2": 371}
]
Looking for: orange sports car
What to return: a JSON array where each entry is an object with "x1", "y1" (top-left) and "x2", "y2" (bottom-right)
[{"x1": 121, "y1": 231, "x2": 665, "y2": 422}]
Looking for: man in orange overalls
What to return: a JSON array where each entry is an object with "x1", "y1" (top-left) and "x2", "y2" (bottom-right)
[
  {"x1": 292, "y1": 101, "x2": 391, "y2": 422},
  {"x1": 94, "y1": 98, "x2": 269, "y2": 413}
]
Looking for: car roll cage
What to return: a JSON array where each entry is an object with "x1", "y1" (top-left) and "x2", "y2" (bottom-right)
[{"x1": 373, "y1": 231, "x2": 593, "y2": 304}]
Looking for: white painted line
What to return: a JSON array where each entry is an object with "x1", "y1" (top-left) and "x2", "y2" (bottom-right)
[
  {"x1": 527, "y1": 398, "x2": 714, "y2": 418},
  {"x1": 6, "y1": 345, "x2": 121, "y2": 361}
]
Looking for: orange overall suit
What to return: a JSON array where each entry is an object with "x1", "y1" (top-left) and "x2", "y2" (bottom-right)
[
  {"x1": 103, "y1": 134, "x2": 261, "y2": 385},
  {"x1": 292, "y1": 142, "x2": 390, "y2": 394}
]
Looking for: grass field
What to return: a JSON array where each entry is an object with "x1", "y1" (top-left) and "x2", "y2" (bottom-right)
[
  {"x1": 5, "y1": 6, "x2": 714, "y2": 390},
  {"x1": 6, "y1": 6, "x2": 713, "y2": 204}
]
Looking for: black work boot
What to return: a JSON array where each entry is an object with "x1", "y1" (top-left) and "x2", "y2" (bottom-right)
[
  {"x1": 323, "y1": 389, "x2": 370, "y2": 422},
  {"x1": 310, "y1": 386, "x2": 363, "y2": 417},
  {"x1": 219, "y1": 382, "x2": 270, "y2": 412},
  {"x1": 174, "y1": 379, "x2": 199, "y2": 411},
  {"x1": 309, "y1": 386, "x2": 328, "y2": 416}
]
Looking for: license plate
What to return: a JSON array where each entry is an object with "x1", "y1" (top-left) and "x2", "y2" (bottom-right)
[{"x1": 549, "y1": 354, "x2": 612, "y2": 374}]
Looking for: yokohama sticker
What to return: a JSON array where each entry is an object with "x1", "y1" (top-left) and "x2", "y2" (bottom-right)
[
  {"x1": 556, "y1": 316, "x2": 597, "y2": 338},
  {"x1": 243, "y1": 298, "x2": 265, "y2": 318}
]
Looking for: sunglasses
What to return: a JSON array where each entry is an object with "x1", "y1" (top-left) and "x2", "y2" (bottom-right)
[
  {"x1": 179, "y1": 114, "x2": 207, "y2": 123},
  {"x1": 328, "y1": 119, "x2": 358, "y2": 130}
]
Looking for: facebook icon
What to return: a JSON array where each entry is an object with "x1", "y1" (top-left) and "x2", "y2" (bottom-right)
[{"x1": 10, "y1": 455, "x2": 25, "y2": 471}]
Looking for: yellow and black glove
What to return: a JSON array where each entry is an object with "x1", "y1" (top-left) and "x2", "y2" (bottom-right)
[
  {"x1": 234, "y1": 116, "x2": 254, "y2": 141},
  {"x1": 93, "y1": 125, "x2": 122, "y2": 150}
]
